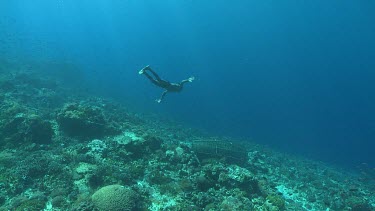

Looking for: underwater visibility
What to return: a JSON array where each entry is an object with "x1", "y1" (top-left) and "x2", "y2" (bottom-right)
[{"x1": 0, "y1": 1, "x2": 374, "y2": 210}]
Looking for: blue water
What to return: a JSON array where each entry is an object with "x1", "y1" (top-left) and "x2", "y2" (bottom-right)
[{"x1": 1, "y1": 1, "x2": 374, "y2": 169}]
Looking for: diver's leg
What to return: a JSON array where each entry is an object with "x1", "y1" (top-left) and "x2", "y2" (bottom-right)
[
  {"x1": 147, "y1": 67, "x2": 162, "y2": 81},
  {"x1": 139, "y1": 65, "x2": 151, "y2": 74},
  {"x1": 143, "y1": 71, "x2": 160, "y2": 86}
]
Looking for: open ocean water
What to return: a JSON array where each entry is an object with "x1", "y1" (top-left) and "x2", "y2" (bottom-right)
[{"x1": 0, "y1": 1, "x2": 374, "y2": 210}]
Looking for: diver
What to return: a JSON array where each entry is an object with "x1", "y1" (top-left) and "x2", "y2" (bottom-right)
[{"x1": 139, "y1": 65, "x2": 195, "y2": 103}]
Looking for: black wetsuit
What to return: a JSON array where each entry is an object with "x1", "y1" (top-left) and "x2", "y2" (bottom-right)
[
  {"x1": 141, "y1": 66, "x2": 192, "y2": 102},
  {"x1": 143, "y1": 68, "x2": 184, "y2": 92}
]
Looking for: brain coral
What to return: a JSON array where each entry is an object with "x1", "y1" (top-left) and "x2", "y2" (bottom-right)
[{"x1": 91, "y1": 185, "x2": 137, "y2": 211}]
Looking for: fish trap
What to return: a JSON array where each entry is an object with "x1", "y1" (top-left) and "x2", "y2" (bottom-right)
[{"x1": 192, "y1": 139, "x2": 248, "y2": 162}]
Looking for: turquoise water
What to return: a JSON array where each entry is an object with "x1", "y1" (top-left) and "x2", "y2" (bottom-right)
[
  {"x1": 1, "y1": 1, "x2": 374, "y2": 169},
  {"x1": 1, "y1": 1, "x2": 375, "y2": 210}
]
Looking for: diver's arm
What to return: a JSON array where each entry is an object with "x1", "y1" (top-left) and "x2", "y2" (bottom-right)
[
  {"x1": 180, "y1": 76, "x2": 195, "y2": 85},
  {"x1": 156, "y1": 90, "x2": 168, "y2": 103}
]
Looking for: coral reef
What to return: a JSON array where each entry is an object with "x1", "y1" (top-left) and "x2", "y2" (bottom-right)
[
  {"x1": 91, "y1": 185, "x2": 137, "y2": 211},
  {"x1": 0, "y1": 61, "x2": 373, "y2": 210},
  {"x1": 0, "y1": 106, "x2": 53, "y2": 146},
  {"x1": 57, "y1": 103, "x2": 108, "y2": 139}
]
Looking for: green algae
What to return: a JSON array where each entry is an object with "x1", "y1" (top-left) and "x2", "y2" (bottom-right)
[
  {"x1": 15, "y1": 199, "x2": 45, "y2": 211},
  {"x1": 267, "y1": 194, "x2": 286, "y2": 210}
]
